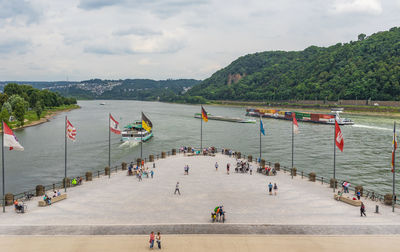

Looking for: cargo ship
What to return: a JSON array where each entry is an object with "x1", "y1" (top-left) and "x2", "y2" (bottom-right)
[
  {"x1": 194, "y1": 113, "x2": 256, "y2": 123},
  {"x1": 246, "y1": 108, "x2": 354, "y2": 125}
]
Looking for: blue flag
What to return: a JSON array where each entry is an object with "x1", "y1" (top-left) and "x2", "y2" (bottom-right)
[{"x1": 260, "y1": 118, "x2": 265, "y2": 136}]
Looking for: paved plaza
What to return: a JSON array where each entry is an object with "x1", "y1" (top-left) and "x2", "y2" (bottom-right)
[{"x1": 0, "y1": 153, "x2": 399, "y2": 235}]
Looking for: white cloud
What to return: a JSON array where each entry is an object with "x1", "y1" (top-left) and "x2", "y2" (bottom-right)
[{"x1": 332, "y1": 0, "x2": 383, "y2": 15}]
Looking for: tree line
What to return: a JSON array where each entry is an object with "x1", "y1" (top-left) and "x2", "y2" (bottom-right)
[
  {"x1": 0, "y1": 83, "x2": 77, "y2": 126},
  {"x1": 177, "y1": 27, "x2": 400, "y2": 103}
]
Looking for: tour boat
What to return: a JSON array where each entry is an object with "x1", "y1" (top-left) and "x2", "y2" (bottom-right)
[{"x1": 121, "y1": 121, "x2": 153, "y2": 142}]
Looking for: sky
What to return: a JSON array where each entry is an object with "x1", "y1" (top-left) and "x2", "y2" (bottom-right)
[{"x1": 0, "y1": 0, "x2": 399, "y2": 81}]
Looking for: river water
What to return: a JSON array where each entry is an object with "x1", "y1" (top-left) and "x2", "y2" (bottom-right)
[{"x1": 1, "y1": 100, "x2": 399, "y2": 195}]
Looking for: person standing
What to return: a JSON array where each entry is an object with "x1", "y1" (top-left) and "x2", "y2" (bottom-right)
[
  {"x1": 356, "y1": 190, "x2": 361, "y2": 200},
  {"x1": 174, "y1": 182, "x2": 181, "y2": 195},
  {"x1": 149, "y1": 231, "x2": 155, "y2": 249},
  {"x1": 273, "y1": 183, "x2": 278, "y2": 196},
  {"x1": 151, "y1": 170, "x2": 154, "y2": 179},
  {"x1": 227, "y1": 163, "x2": 230, "y2": 175},
  {"x1": 187, "y1": 164, "x2": 189, "y2": 175},
  {"x1": 268, "y1": 182, "x2": 273, "y2": 195},
  {"x1": 215, "y1": 162, "x2": 218, "y2": 171},
  {"x1": 249, "y1": 164, "x2": 253, "y2": 175},
  {"x1": 360, "y1": 202, "x2": 366, "y2": 217},
  {"x1": 156, "y1": 232, "x2": 161, "y2": 249}
]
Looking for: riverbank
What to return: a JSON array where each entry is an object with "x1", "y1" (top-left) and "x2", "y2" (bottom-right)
[
  {"x1": 1, "y1": 104, "x2": 80, "y2": 132},
  {"x1": 208, "y1": 100, "x2": 400, "y2": 117}
]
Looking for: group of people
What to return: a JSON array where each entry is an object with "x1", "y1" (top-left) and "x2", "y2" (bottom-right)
[
  {"x1": 128, "y1": 162, "x2": 155, "y2": 181},
  {"x1": 262, "y1": 166, "x2": 277, "y2": 176},
  {"x1": 71, "y1": 177, "x2": 83, "y2": 186},
  {"x1": 212, "y1": 205, "x2": 225, "y2": 222},
  {"x1": 267, "y1": 182, "x2": 278, "y2": 195},
  {"x1": 13, "y1": 199, "x2": 25, "y2": 213},
  {"x1": 149, "y1": 231, "x2": 162, "y2": 249},
  {"x1": 235, "y1": 159, "x2": 253, "y2": 174},
  {"x1": 43, "y1": 190, "x2": 61, "y2": 205}
]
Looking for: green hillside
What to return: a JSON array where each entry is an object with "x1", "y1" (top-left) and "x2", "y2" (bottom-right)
[{"x1": 186, "y1": 27, "x2": 400, "y2": 102}]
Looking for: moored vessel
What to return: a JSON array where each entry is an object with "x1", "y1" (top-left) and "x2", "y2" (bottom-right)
[
  {"x1": 194, "y1": 113, "x2": 256, "y2": 123},
  {"x1": 121, "y1": 121, "x2": 153, "y2": 142}
]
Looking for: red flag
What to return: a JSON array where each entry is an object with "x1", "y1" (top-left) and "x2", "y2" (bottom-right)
[
  {"x1": 392, "y1": 133, "x2": 397, "y2": 172},
  {"x1": 201, "y1": 106, "x2": 208, "y2": 122},
  {"x1": 66, "y1": 119, "x2": 76, "y2": 141},
  {"x1": 292, "y1": 113, "x2": 299, "y2": 134},
  {"x1": 2, "y1": 122, "x2": 24, "y2": 151},
  {"x1": 110, "y1": 114, "x2": 121, "y2": 134},
  {"x1": 335, "y1": 120, "x2": 344, "y2": 152}
]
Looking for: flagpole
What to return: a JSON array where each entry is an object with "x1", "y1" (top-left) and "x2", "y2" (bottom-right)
[
  {"x1": 200, "y1": 106, "x2": 203, "y2": 150},
  {"x1": 259, "y1": 117, "x2": 262, "y2": 160},
  {"x1": 2, "y1": 120, "x2": 5, "y2": 213},
  {"x1": 393, "y1": 121, "x2": 396, "y2": 212},
  {"x1": 291, "y1": 115, "x2": 294, "y2": 179},
  {"x1": 64, "y1": 116, "x2": 67, "y2": 192},
  {"x1": 108, "y1": 113, "x2": 111, "y2": 179},
  {"x1": 333, "y1": 121, "x2": 336, "y2": 193}
]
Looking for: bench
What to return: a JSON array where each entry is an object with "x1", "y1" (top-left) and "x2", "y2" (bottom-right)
[
  {"x1": 334, "y1": 194, "x2": 361, "y2": 206},
  {"x1": 38, "y1": 194, "x2": 67, "y2": 207}
]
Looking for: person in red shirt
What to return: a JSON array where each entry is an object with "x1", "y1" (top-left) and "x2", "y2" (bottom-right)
[{"x1": 149, "y1": 231, "x2": 155, "y2": 248}]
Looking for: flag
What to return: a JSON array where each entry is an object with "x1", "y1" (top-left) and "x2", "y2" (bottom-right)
[
  {"x1": 141, "y1": 112, "x2": 152, "y2": 132},
  {"x1": 335, "y1": 120, "x2": 344, "y2": 152},
  {"x1": 2, "y1": 122, "x2": 24, "y2": 151},
  {"x1": 260, "y1": 117, "x2": 265, "y2": 136},
  {"x1": 201, "y1": 106, "x2": 208, "y2": 122},
  {"x1": 292, "y1": 113, "x2": 299, "y2": 134},
  {"x1": 110, "y1": 114, "x2": 121, "y2": 134},
  {"x1": 66, "y1": 119, "x2": 76, "y2": 141},
  {"x1": 392, "y1": 133, "x2": 397, "y2": 172}
]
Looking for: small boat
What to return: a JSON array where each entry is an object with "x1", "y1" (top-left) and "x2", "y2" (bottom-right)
[
  {"x1": 100, "y1": 102, "x2": 106, "y2": 105},
  {"x1": 121, "y1": 121, "x2": 153, "y2": 142},
  {"x1": 194, "y1": 113, "x2": 256, "y2": 123},
  {"x1": 246, "y1": 108, "x2": 354, "y2": 125}
]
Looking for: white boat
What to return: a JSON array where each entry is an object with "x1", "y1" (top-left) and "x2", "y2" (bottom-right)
[
  {"x1": 327, "y1": 109, "x2": 354, "y2": 125},
  {"x1": 100, "y1": 102, "x2": 106, "y2": 105},
  {"x1": 121, "y1": 121, "x2": 153, "y2": 142}
]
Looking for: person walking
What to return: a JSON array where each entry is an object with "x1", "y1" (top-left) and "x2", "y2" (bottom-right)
[
  {"x1": 249, "y1": 164, "x2": 253, "y2": 175},
  {"x1": 268, "y1": 182, "x2": 273, "y2": 195},
  {"x1": 149, "y1": 231, "x2": 155, "y2": 249},
  {"x1": 273, "y1": 183, "x2": 278, "y2": 196},
  {"x1": 174, "y1": 182, "x2": 181, "y2": 195},
  {"x1": 360, "y1": 202, "x2": 366, "y2": 217},
  {"x1": 215, "y1": 162, "x2": 218, "y2": 171},
  {"x1": 156, "y1": 232, "x2": 161, "y2": 249},
  {"x1": 151, "y1": 170, "x2": 154, "y2": 179},
  {"x1": 356, "y1": 190, "x2": 361, "y2": 200},
  {"x1": 187, "y1": 164, "x2": 189, "y2": 175},
  {"x1": 227, "y1": 163, "x2": 230, "y2": 175}
]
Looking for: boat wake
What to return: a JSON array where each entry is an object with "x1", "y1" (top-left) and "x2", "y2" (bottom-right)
[
  {"x1": 119, "y1": 141, "x2": 139, "y2": 148},
  {"x1": 352, "y1": 124, "x2": 392, "y2": 131}
]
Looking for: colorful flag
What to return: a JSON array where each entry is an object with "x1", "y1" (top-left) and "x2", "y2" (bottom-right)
[
  {"x1": 335, "y1": 120, "x2": 344, "y2": 152},
  {"x1": 392, "y1": 133, "x2": 397, "y2": 172},
  {"x1": 110, "y1": 114, "x2": 121, "y2": 134},
  {"x1": 292, "y1": 113, "x2": 299, "y2": 134},
  {"x1": 260, "y1": 117, "x2": 265, "y2": 136},
  {"x1": 66, "y1": 119, "x2": 76, "y2": 141},
  {"x1": 2, "y1": 122, "x2": 24, "y2": 151},
  {"x1": 201, "y1": 106, "x2": 208, "y2": 122},
  {"x1": 141, "y1": 112, "x2": 152, "y2": 132}
]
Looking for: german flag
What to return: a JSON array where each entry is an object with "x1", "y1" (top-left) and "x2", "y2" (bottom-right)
[
  {"x1": 141, "y1": 112, "x2": 152, "y2": 132},
  {"x1": 201, "y1": 106, "x2": 208, "y2": 122}
]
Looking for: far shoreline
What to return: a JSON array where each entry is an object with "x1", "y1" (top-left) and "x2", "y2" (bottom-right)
[{"x1": 1, "y1": 105, "x2": 80, "y2": 133}]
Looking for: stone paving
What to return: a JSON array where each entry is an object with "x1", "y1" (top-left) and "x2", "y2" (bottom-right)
[{"x1": 0, "y1": 153, "x2": 399, "y2": 234}]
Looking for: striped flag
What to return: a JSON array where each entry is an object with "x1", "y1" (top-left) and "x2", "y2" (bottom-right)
[
  {"x1": 201, "y1": 106, "x2": 208, "y2": 122},
  {"x1": 2, "y1": 121, "x2": 24, "y2": 151},
  {"x1": 292, "y1": 113, "x2": 299, "y2": 134},
  {"x1": 110, "y1": 114, "x2": 121, "y2": 134},
  {"x1": 142, "y1": 112, "x2": 152, "y2": 133},
  {"x1": 66, "y1": 119, "x2": 76, "y2": 141},
  {"x1": 392, "y1": 133, "x2": 397, "y2": 172},
  {"x1": 260, "y1": 117, "x2": 265, "y2": 136}
]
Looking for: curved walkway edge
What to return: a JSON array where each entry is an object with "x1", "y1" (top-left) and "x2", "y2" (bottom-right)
[{"x1": 1, "y1": 224, "x2": 400, "y2": 235}]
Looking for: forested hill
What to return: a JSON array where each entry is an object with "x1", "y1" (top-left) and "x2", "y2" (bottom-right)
[{"x1": 187, "y1": 27, "x2": 400, "y2": 101}]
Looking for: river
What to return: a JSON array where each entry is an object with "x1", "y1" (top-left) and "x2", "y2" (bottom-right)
[{"x1": 1, "y1": 100, "x2": 399, "y2": 195}]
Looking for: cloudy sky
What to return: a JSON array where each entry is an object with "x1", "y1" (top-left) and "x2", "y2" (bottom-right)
[{"x1": 0, "y1": 0, "x2": 399, "y2": 81}]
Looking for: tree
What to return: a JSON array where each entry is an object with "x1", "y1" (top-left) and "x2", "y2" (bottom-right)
[
  {"x1": 13, "y1": 100, "x2": 26, "y2": 126},
  {"x1": 8, "y1": 94, "x2": 28, "y2": 111},
  {"x1": 0, "y1": 108, "x2": 10, "y2": 124},
  {"x1": 34, "y1": 101, "x2": 43, "y2": 119},
  {"x1": 2, "y1": 102, "x2": 12, "y2": 114},
  {"x1": 358, "y1": 33, "x2": 367, "y2": 41}
]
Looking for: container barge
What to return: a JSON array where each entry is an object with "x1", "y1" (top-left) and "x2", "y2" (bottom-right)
[
  {"x1": 246, "y1": 108, "x2": 354, "y2": 125},
  {"x1": 194, "y1": 113, "x2": 256, "y2": 123}
]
